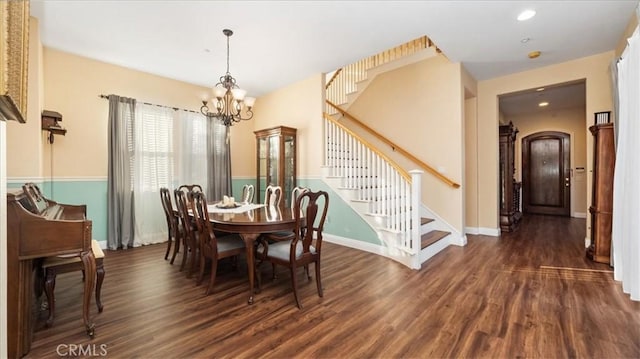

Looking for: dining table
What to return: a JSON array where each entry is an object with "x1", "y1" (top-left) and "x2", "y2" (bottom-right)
[{"x1": 208, "y1": 203, "x2": 299, "y2": 305}]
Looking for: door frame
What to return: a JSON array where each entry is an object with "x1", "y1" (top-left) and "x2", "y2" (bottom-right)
[{"x1": 521, "y1": 130, "x2": 572, "y2": 216}]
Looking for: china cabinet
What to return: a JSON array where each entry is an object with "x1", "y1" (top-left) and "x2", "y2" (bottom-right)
[{"x1": 255, "y1": 126, "x2": 297, "y2": 207}]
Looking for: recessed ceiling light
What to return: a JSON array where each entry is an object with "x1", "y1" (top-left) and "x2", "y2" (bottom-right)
[
  {"x1": 518, "y1": 9, "x2": 536, "y2": 21},
  {"x1": 536, "y1": 87, "x2": 545, "y2": 91},
  {"x1": 539, "y1": 101, "x2": 549, "y2": 107},
  {"x1": 521, "y1": 37, "x2": 531, "y2": 43}
]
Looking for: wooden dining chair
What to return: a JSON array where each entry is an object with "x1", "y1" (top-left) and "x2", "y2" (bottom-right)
[
  {"x1": 264, "y1": 185, "x2": 283, "y2": 207},
  {"x1": 241, "y1": 184, "x2": 255, "y2": 204},
  {"x1": 191, "y1": 191, "x2": 246, "y2": 295},
  {"x1": 263, "y1": 186, "x2": 309, "y2": 243},
  {"x1": 174, "y1": 188, "x2": 200, "y2": 277},
  {"x1": 257, "y1": 190, "x2": 329, "y2": 309},
  {"x1": 160, "y1": 187, "x2": 181, "y2": 263}
]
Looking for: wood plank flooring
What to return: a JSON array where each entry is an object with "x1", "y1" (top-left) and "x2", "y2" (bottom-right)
[{"x1": 26, "y1": 215, "x2": 640, "y2": 358}]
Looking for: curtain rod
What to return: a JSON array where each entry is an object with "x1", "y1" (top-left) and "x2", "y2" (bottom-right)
[{"x1": 99, "y1": 94, "x2": 199, "y2": 114}]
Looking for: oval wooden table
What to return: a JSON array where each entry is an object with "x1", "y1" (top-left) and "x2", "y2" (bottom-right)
[{"x1": 208, "y1": 204, "x2": 297, "y2": 305}]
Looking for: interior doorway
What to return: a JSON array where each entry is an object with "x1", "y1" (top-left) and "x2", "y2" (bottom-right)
[{"x1": 522, "y1": 131, "x2": 571, "y2": 216}]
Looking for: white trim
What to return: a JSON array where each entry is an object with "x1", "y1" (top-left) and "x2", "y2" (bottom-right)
[
  {"x1": 573, "y1": 212, "x2": 587, "y2": 218},
  {"x1": 324, "y1": 233, "x2": 386, "y2": 257},
  {"x1": 8, "y1": 176, "x2": 108, "y2": 183},
  {"x1": 1, "y1": 121, "x2": 8, "y2": 358},
  {"x1": 465, "y1": 226, "x2": 501, "y2": 236},
  {"x1": 465, "y1": 227, "x2": 480, "y2": 235},
  {"x1": 479, "y1": 227, "x2": 501, "y2": 236},
  {"x1": 585, "y1": 237, "x2": 591, "y2": 248}
]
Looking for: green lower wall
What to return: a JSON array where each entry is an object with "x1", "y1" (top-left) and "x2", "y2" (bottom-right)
[
  {"x1": 8, "y1": 177, "x2": 379, "y2": 248},
  {"x1": 232, "y1": 178, "x2": 379, "y2": 245}
]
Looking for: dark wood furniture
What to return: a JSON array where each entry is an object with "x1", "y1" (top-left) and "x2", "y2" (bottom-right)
[
  {"x1": 160, "y1": 187, "x2": 181, "y2": 263},
  {"x1": 255, "y1": 126, "x2": 297, "y2": 207},
  {"x1": 191, "y1": 192, "x2": 246, "y2": 295},
  {"x1": 263, "y1": 186, "x2": 309, "y2": 243},
  {"x1": 174, "y1": 188, "x2": 200, "y2": 277},
  {"x1": 257, "y1": 190, "x2": 329, "y2": 308},
  {"x1": 7, "y1": 185, "x2": 96, "y2": 358},
  {"x1": 587, "y1": 123, "x2": 615, "y2": 264},
  {"x1": 499, "y1": 122, "x2": 522, "y2": 232},
  {"x1": 42, "y1": 239, "x2": 105, "y2": 328},
  {"x1": 208, "y1": 204, "x2": 300, "y2": 305}
]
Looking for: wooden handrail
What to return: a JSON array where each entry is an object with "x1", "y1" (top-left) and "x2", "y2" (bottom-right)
[
  {"x1": 325, "y1": 68, "x2": 343, "y2": 90},
  {"x1": 323, "y1": 112, "x2": 411, "y2": 182},
  {"x1": 326, "y1": 100, "x2": 460, "y2": 189}
]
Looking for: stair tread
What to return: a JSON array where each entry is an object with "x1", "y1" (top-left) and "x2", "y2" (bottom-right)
[
  {"x1": 421, "y1": 230, "x2": 449, "y2": 249},
  {"x1": 421, "y1": 217, "x2": 434, "y2": 226}
]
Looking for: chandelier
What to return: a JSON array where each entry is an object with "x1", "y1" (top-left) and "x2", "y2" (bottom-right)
[{"x1": 201, "y1": 29, "x2": 255, "y2": 126}]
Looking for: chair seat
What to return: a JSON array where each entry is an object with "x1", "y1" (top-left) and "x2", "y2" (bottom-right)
[
  {"x1": 258, "y1": 240, "x2": 316, "y2": 262},
  {"x1": 217, "y1": 234, "x2": 245, "y2": 252}
]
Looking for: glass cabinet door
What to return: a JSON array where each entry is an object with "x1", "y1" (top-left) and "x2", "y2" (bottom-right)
[{"x1": 254, "y1": 126, "x2": 297, "y2": 206}]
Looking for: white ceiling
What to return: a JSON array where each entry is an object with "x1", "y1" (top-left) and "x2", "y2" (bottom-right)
[
  {"x1": 499, "y1": 81, "x2": 586, "y2": 117},
  {"x1": 31, "y1": 0, "x2": 638, "y2": 99}
]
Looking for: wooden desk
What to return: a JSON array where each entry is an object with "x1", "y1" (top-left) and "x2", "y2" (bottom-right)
[{"x1": 208, "y1": 204, "x2": 297, "y2": 304}]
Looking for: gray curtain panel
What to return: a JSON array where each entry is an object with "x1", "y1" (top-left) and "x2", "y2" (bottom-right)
[
  {"x1": 107, "y1": 95, "x2": 136, "y2": 250},
  {"x1": 206, "y1": 119, "x2": 232, "y2": 201}
]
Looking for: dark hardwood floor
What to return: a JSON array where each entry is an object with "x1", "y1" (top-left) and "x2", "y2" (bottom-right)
[{"x1": 26, "y1": 215, "x2": 640, "y2": 358}]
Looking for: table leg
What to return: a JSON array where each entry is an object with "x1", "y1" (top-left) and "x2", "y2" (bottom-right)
[
  {"x1": 240, "y1": 233, "x2": 259, "y2": 305},
  {"x1": 80, "y1": 250, "x2": 96, "y2": 337}
]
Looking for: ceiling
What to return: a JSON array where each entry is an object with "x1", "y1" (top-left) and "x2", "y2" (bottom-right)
[
  {"x1": 30, "y1": 1, "x2": 638, "y2": 100},
  {"x1": 499, "y1": 81, "x2": 586, "y2": 117}
]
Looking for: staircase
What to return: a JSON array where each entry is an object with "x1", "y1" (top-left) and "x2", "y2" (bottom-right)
[{"x1": 321, "y1": 36, "x2": 460, "y2": 270}]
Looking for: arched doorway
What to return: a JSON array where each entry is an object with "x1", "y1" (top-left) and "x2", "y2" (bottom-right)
[{"x1": 522, "y1": 131, "x2": 571, "y2": 216}]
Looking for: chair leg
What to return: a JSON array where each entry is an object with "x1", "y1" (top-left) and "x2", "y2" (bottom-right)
[
  {"x1": 290, "y1": 266, "x2": 302, "y2": 309},
  {"x1": 44, "y1": 269, "x2": 56, "y2": 328},
  {"x1": 164, "y1": 233, "x2": 172, "y2": 260},
  {"x1": 197, "y1": 253, "x2": 206, "y2": 286},
  {"x1": 304, "y1": 265, "x2": 311, "y2": 280},
  {"x1": 272, "y1": 263, "x2": 277, "y2": 280},
  {"x1": 96, "y1": 261, "x2": 105, "y2": 313},
  {"x1": 315, "y1": 260, "x2": 323, "y2": 298},
  {"x1": 170, "y1": 233, "x2": 181, "y2": 265},
  {"x1": 179, "y1": 238, "x2": 188, "y2": 272},
  {"x1": 206, "y1": 258, "x2": 218, "y2": 296}
]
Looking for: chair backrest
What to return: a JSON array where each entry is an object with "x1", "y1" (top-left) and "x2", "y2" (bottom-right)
[
  {"x1": 241, "y1": 184, "x2": 255, "y2": 204},
  {"x1": 191, "y1": 191, "x2": 218, "y2": 252},
  {"x1": 290, "y1": 186, "x2": 309, "y2": 209},
  {"x1": 159, "y1": 187, "x2": 177, "y2": 234},
  {"x1": 264, "y1": 185, "x2": 283, "y2": 207},
  {"x1": 178, "y1": 184, "x2": 203, "y2": 193},
  {"x1": 174, "y1": 189, "x2": 195, "y2": 239},
  {"x1": 293, "y1": 190, "x2": 329, "y2": 257}
]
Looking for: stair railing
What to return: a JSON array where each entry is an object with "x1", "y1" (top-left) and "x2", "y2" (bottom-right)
[
  {"x1": 324, "y1": 112, "x2": 421, "y2": 255},
  {"x1": 326, "y1": 100, "x2": 460, "y2": 189},
  {"x1": 325, "y1": 35, "x2": 437, "y2": 115}
]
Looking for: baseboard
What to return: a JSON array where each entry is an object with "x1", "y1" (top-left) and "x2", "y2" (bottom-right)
[
  {"x1": 573, "y1": 212, "x2": 587, "y2": 218},
  {"x1": 465, "y1": 227, "x2": 500, "y2": 237},
  {"x1": 324, "y1": 233, "x2": 386, "y2": 256}
]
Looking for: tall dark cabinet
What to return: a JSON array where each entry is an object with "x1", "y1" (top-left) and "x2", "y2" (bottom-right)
[
  {"x1": 499, "y1": 122, "x2": 522, "y2": 232},
  {"x1": 255, "y1": 126, "x2": 297, "y2": 207},
  {"x1": 587, "y1": 122, "x2": 615, "y2": 264}
]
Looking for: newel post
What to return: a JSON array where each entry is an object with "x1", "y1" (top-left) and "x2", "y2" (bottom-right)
[{"x1": 409, "y1": 170, "x2": 423, "y2": 255}]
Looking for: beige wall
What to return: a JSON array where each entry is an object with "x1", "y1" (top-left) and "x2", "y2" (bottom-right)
[
  {"x1": 477, "y1": 51, "x2": 615, "y2": 233},
  {"x1": 505, "y1": 106, "x2": 588, "y2": 217},
  {"x1": 464, "y1": 96, "x2": 478, "y2": 228},
  {"x1": 31, "y1": 48, "x2": 210, "y2": 178},
  {"x1": 240, "y1": 74, "x2": 325, "y2": 178},
  {"x1": 348, "y1": 55, "x2": 465, "y2": 232},
  {"x1": 6, "y1": 17, "x2": 43, "y2": 178}
]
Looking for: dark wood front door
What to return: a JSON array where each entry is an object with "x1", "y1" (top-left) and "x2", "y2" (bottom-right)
[{"x1": 522, "y1": 131, "x2": 570, "y2": 216}]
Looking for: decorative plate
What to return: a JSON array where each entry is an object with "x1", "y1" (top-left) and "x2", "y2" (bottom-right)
[{"x1": 216, "y1": 203, "x2": 241, "y2": 209}]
